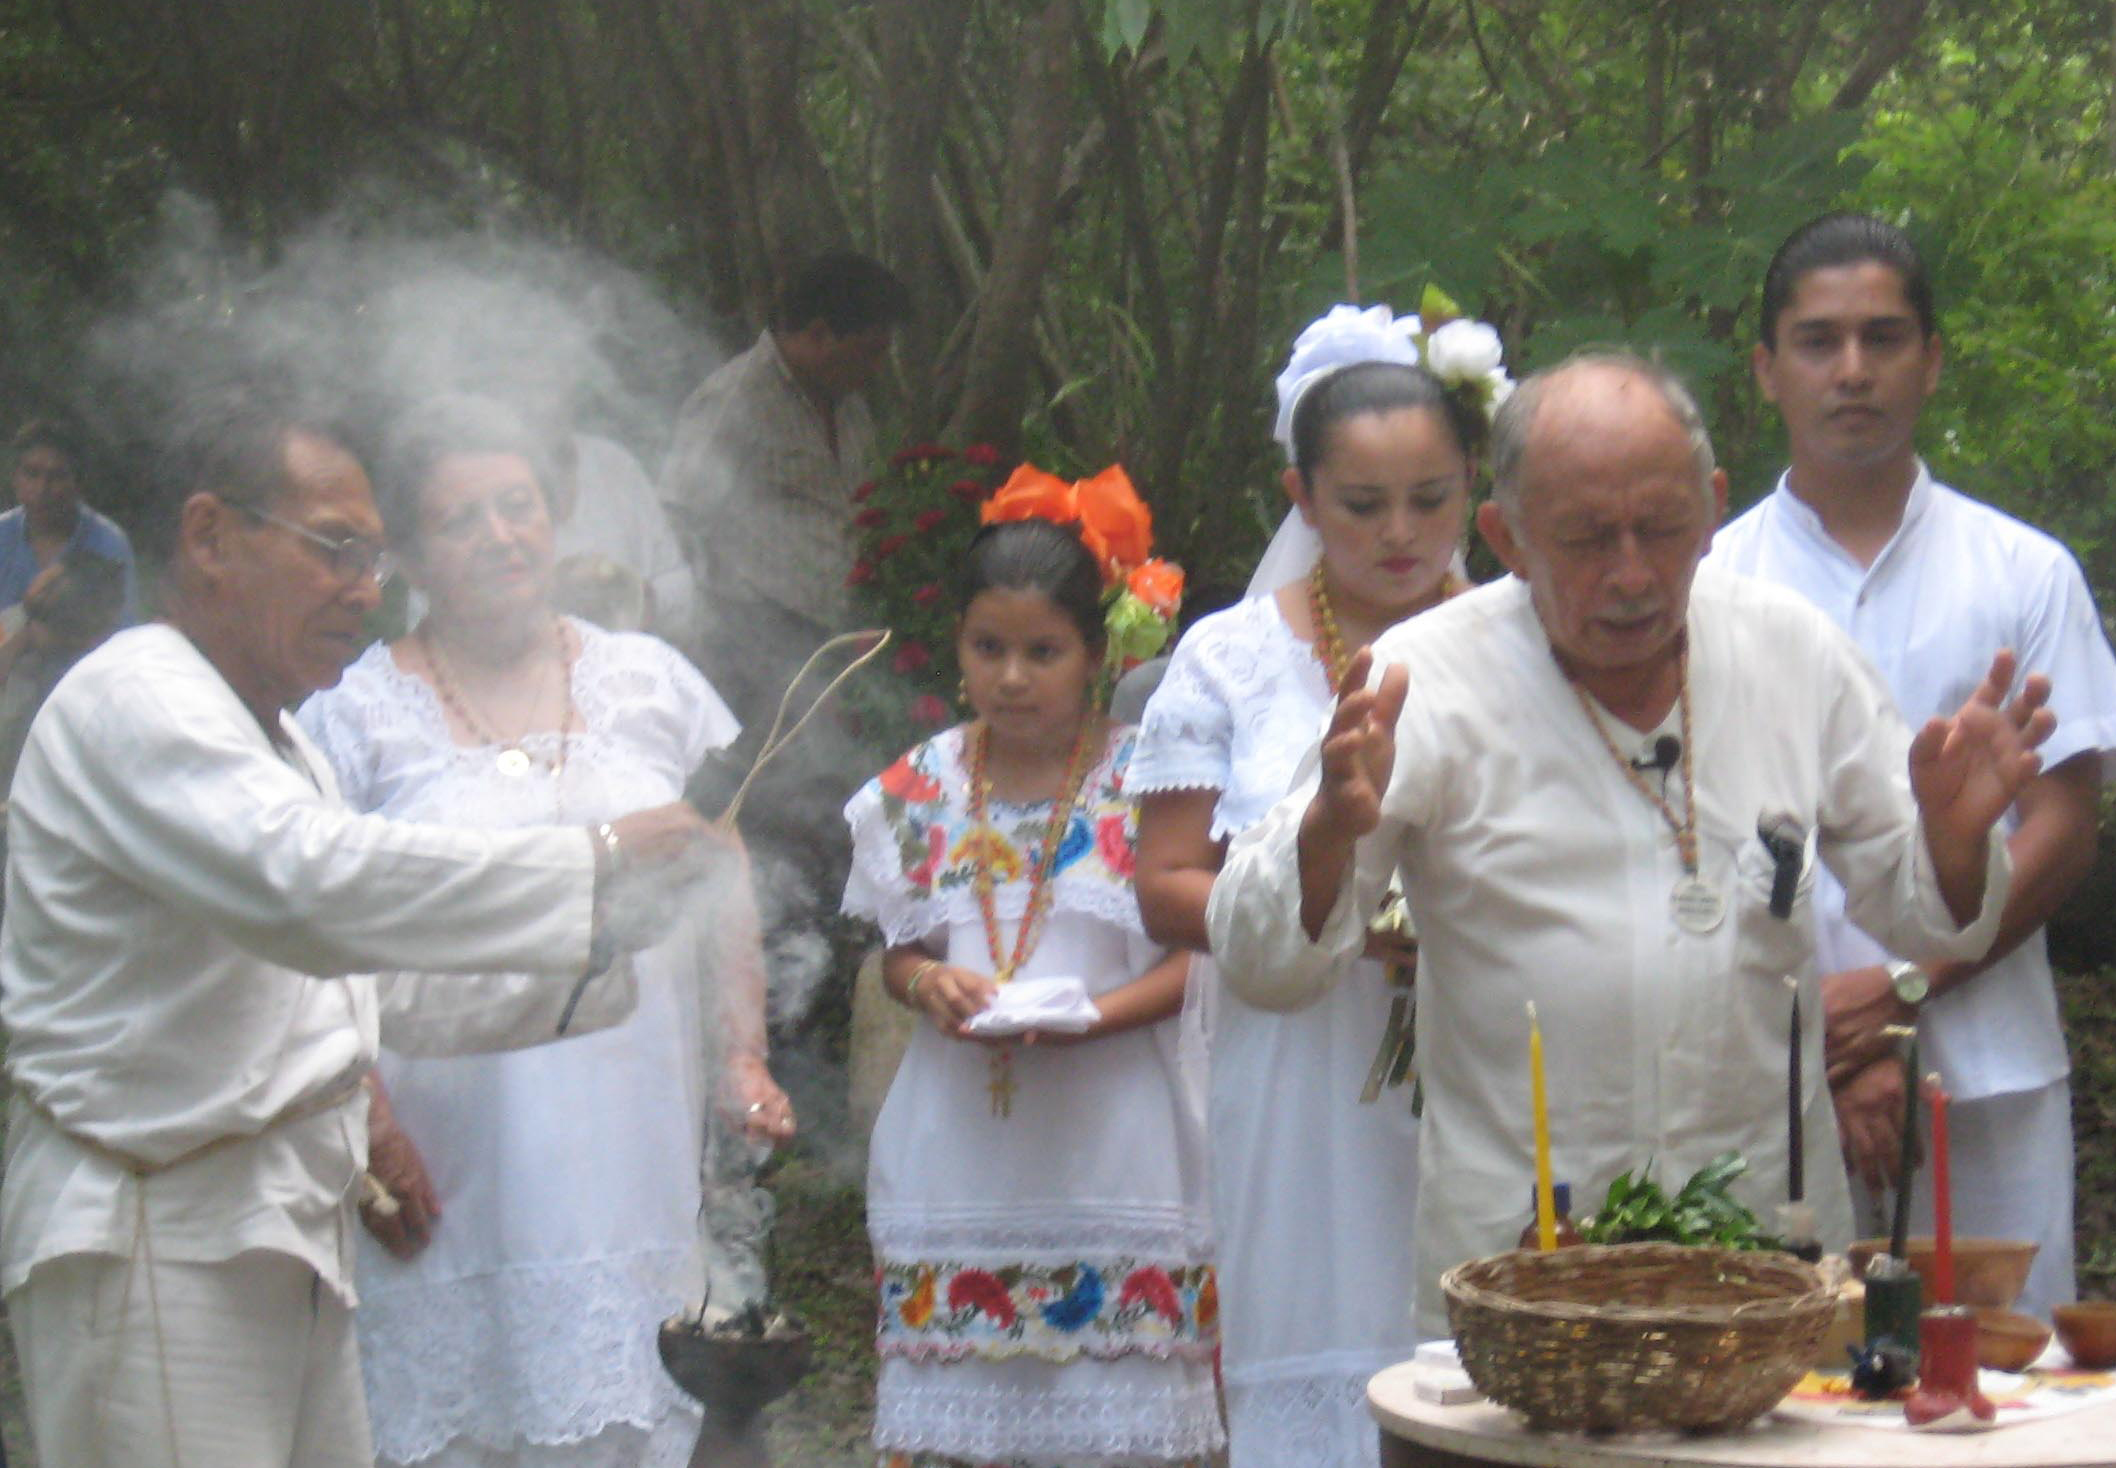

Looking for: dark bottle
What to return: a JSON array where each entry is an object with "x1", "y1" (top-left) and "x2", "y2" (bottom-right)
[{"x1": 1518, "y1": 1181, "x2": 1584, "y2": 1249}]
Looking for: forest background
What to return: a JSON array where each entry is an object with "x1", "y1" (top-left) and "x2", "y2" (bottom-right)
[{"x1": 2, "y1": 2, "x2": 2115, "y2": 1461}]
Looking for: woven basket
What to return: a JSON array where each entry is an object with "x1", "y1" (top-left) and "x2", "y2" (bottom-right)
[{"x1": 1442, "y1": 1243, "x2": 1832, "y2": 1434}]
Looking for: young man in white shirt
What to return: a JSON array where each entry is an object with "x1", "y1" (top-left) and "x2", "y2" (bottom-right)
[{"x1": 1710, "y1": 212, "x2": 2116, "y2": 1317}]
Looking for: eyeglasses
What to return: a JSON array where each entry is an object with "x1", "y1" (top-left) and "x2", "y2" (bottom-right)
[{"x1": 233, "y1": 501, "x2": 396, "y2": 588}]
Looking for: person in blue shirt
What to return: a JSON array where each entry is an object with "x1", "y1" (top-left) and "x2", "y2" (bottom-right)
[{"x1": 1, "y1": 419, "x2": 136, "y2": 621}]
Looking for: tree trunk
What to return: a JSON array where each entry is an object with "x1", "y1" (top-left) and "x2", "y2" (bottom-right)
[
  {"x1": 677, "y1": 0, "x2": 850, "y2": 328},
  {"x1": 875, "y1": 0, "x2": 975, "y2": 436},
  {"x1": 1830, "y1": 0, "x2": 1931, "y2": 111},
  {"x1": 943, "y1": 0, "x2": 1073, "y2": 455},
  {"x1": 1147, "y1": 39, "x2": 1271, "y2": 498}
]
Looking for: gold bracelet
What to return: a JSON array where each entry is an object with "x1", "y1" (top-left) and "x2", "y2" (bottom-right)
[{"x1": 902, "y1": 959, "x2": 941, "y2": 1007}]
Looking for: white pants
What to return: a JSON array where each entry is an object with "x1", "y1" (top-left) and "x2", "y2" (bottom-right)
[
  {"x1": 8, "y1": 1248, "x2": 373, "y2": 1468},
  {"x1": 1851, "y1": 1076, "x2": 2075, "y2": 1319}
]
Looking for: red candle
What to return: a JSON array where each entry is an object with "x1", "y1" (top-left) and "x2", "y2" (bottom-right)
[{"x1": 1927, "y1": 1073, "x2": 1954, "y2": 1305}]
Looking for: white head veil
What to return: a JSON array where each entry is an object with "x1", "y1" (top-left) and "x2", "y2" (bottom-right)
[{"x1": 1248, "y1": 303, "x2": 1424, "y2": 599}]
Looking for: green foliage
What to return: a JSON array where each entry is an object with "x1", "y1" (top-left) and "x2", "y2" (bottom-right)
[
  {"x1": 3, "y1": 0, "x2": 2114, "y2": 604},
  {"x1": 1578, "y1": 1151, "x2": 1773, "y2": 1250},
  {"x1": 1850, "y1": 34, "x2": 2116, "y2": 585},
  {"x1": 1341, "y1": 111, "x2": 1871, "y2": 494},
  {"x1": 1090, "y1": 0, "x2": 1307, "y2": 65}
]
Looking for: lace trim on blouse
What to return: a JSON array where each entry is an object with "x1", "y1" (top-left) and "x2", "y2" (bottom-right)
[
  {"x1": 1127, "y1": 596, "x2": 1333, "y2": 841},
  {"x1": 874, "y1": 1373, "x2": 1224, "y2": 1462}
]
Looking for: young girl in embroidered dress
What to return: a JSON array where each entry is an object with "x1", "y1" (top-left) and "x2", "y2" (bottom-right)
[{"x1": 844, "y1": 516, "x2": 1221, "y2": 1468}]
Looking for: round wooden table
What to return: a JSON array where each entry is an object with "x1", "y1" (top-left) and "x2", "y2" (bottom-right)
[{"x1": 1368, "y1": 1361, "x2": 2116, "y2": 1467}]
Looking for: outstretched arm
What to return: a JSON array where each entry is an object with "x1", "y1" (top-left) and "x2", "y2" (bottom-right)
[
  {"x1": 1824, "y1": 752, "x2": 2099, "y2": 1084},
  {"x1": 1907, "y1": 649, "x2": 2055, "y2": 926}
]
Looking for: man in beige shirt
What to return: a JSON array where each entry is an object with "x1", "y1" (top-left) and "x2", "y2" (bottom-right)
[{"x1": 661, "y1": 251, "x2": 907, "y2": 719}]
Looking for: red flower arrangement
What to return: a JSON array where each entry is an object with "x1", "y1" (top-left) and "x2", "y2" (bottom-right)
[{"x1": 842, "y1": 441, "x2": 1009, "y2": 755}]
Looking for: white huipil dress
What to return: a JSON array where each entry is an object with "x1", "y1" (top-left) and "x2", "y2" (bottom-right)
[
  {"x1": 844, "y1": 725, "x2": 1223, "y2": 1468},
  {"x1": 298, "y1": 621, "x2": 739, "y2": 1468},
  {"x1": 1129, "y1": 592, "x2": 1422, "y2": 1468}
]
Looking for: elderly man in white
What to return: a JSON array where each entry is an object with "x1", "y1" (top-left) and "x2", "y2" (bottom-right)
[
  {"x1": 0, "y1": 399, "x2": 715, "y2": 1468},
  {"x1": 1208, "y1": 353, "x2": 2055, "y2": 1339}
]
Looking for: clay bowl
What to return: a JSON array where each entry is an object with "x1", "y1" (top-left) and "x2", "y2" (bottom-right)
[
  {"x1": 1848, "y1": 1237, "x2": 2038, "y2": 1309},
  {"x1": 1972, "y1": 1307, "x2": 2051, "y2": 1372},
  {"x1": 657, "y1": 1313, "x2": 812, "y2": 1432},
  {"x1": 2054, "y1": 1301, "x2": 2116, "y2": 1369}
]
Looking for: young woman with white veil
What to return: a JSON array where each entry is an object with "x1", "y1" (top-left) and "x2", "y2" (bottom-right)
[{"x1": 1129, "y1": 304, "x2": 1506, "y2": 1467}]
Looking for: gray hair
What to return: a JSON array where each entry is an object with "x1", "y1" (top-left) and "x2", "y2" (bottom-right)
[
  {"x1": 378, "y1": 394, "x2": 559, "y2": 550},
  {"x1": 1487, "y1": 351, "x2": 1717, "y2": 516}
]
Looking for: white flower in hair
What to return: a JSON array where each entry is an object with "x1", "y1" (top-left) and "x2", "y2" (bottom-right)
[
  {"x1": 1425, "y1": 319, "x2": 1505, "y2": 383},
  {"x1": 1272, "y1": 302, "x2": 1423, "y2": 458},
  {"x1": 1485, "y1": 368, "x2": 1516, "y2": 410}
]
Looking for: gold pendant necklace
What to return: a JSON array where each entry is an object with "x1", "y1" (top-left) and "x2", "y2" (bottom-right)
[
  {"x1": 422, "y1": 621, "x2": 578, "y2": 797},
  {"x1": 967, "y1": 716, "x2": 1101, "y2": 1117},
  {"x1": 1569, "y1": 642, "x2": 1724, "y2": 935}
]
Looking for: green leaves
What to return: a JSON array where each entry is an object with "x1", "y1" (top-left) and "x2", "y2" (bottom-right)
[
  {"x1": 1089, "y1": 0, "x2": 1304, "y2": 64},
  {"x1": 1578, "y1": 1151, "x2": 1770, "y2": 1250}
]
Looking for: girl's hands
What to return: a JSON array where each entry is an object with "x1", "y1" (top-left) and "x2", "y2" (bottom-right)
[{"x1": 908, "y1": 960, "x2": 1000, "y2": 1038}]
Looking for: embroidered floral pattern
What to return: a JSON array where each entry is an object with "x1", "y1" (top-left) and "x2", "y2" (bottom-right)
[
  {"x1": 1095, "y1": 812, "x2": 1134, "y2": 878},
  {"x1": 881, "y1": 752, "x2": 945, "y2": 804},
  {"x1": 869, "y1": 730, "x2": 1141, "y2": 906},
  {"x1": 877, "y1": 1259, "x2": 1218, "y2": 1364}
]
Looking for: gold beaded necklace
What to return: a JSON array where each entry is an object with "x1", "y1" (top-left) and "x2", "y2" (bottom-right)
[
  {"x1": 1307, "y1": 558, "x2": 1464, "y2": 688},
  {"x1": 966, "y1": 714, "x2": 1102, "y2": 1116},
  {"x1": 422, "y1": 619, "x2": 578, "y2": 787},
  {"x1": 1307, "y1": 559, "x2": 1350, "y2": 688}
]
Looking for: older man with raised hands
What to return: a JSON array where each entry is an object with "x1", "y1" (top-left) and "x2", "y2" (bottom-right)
[
  {"x1": 0, "y1": 397, "x2": 717, "y2": 1468},
  {"x1": 1207, "y1": 353, "x2": 2054, "y2": 1338}
]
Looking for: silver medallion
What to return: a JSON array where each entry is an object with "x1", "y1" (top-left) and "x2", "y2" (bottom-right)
[
  {"x1": 495, "y1": 747, "x2": 533, "y2": 778},
  {"x1": 1670, "y1": 874, "x2": 1726, "y2": 934}
]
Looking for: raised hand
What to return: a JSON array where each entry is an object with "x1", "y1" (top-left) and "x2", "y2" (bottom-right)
[
  {"x1": 1310, "y1": 647, "x2": 1411, "y2": 840},
  {"x1": 1908, "y1": 648, "x2": 2055, "y2": 921},
  {"x1": 1295, "y1": 646, "x2": 1409, "y2": 939}
]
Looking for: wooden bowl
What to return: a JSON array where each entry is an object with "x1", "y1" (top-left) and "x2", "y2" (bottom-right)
[
  {"x1": 1847, "y1": 1237, "x2": 2038, "y2": 1309},
  {"x1": 2054, "y1": 1301, "x2": 2116, "y2": 1369},
  {"x1": 1972, "y1": 1307, "x2": 2050, "y2": 1372}
]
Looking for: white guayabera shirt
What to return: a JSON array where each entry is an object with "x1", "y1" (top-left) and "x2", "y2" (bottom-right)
[
  {"x1": 1208, "y1": 570, "x2": 2011, "y2": 1336},
  {"x1": 0, "y1": 624, "x2": 605, "y2": 1304},
  {"x1": 1711, "y1": 464, "x2": 2116, "y2": 1104}
]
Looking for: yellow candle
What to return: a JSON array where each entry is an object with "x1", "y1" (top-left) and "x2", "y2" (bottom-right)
[{"x1": 1528, "y1": 1001, "x2": 1556, "y2": 1250}]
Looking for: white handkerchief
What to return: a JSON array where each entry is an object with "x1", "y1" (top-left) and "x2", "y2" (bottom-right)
[{"x1": 961, "y1": 976, "x2": 1101, "y2": 1037}]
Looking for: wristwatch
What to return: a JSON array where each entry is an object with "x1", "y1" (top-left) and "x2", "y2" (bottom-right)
[{"x1": 1887, "y1": 959, "x2": 1931, "y2": 1011}]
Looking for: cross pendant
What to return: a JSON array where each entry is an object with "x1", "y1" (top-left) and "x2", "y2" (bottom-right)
[{"x1": 987, "y1": 1049, "x2": 1016, "y2": 1119}]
